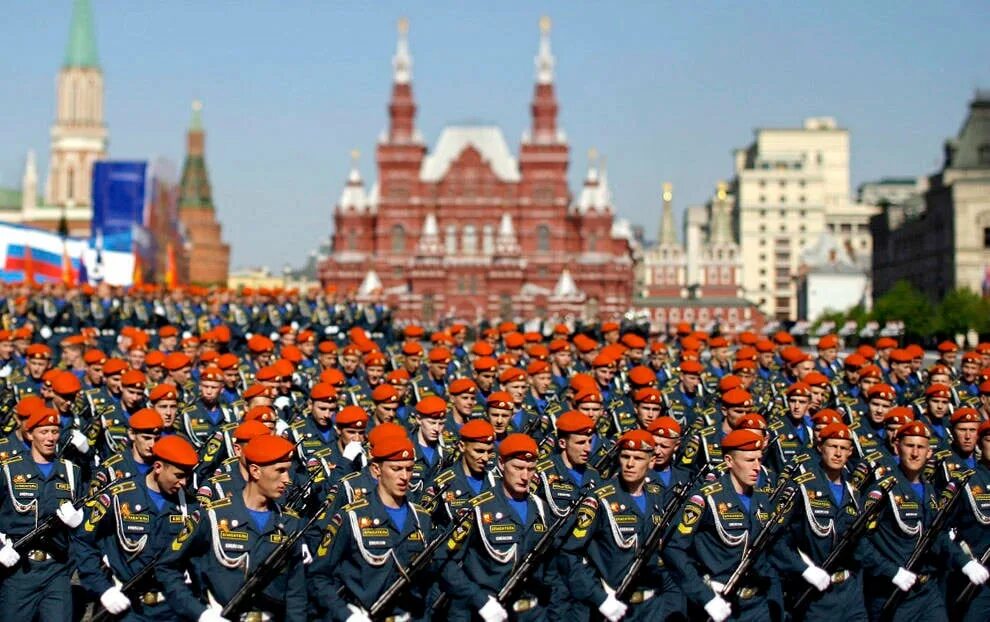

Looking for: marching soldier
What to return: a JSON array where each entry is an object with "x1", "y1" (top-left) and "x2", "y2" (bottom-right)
[
  {"x1": 535, "y1": 411, "x2": 602, "y2": 518},
  {"x1": 948, "y1": 420, "x2": 990, "y2": 620},
  {"x1": 195, "y1": 419, "x2": 271, "y2": 505},
  {"x1": 420, "y1": 419, "x2": 498, "y2": 526}
]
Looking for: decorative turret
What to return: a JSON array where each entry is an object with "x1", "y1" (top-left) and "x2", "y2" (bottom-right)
[
  {"x1": 21, "y1": 151, "x2": 37, "y2": 212},
  {"x1": 339, "y1": 149, "x2": 367, "y2": 212},
  {"x1": 178, "y1": 101, "x2": 213, "y2": 210},
  {"x1": 710, "y1": 181, "x2": 733, "y2": 244},
  {"x1": 386, "y1": 17, "x2": 418, "y2": 144},
  {"x1": 417, "y1": 212, "x2": 443, "y2": 255},
  {"x1": 658, "y1": 182, "x2": 679, "y2": 246},
  {"x1": 495, "y1": 213, "x2": 521, "y2": 255},
  {"x1": 527, "y1": 16, "x2": 561, "y2": 144}
]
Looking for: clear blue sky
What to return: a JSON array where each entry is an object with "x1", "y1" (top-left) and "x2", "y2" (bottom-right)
[{"x1": 2, "y1": 2, "x2": 989, "y2": 270}]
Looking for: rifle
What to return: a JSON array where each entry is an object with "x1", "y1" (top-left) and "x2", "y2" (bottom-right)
[
  {"x1": 614, "y1": 464, "x2": 711, "y2": 601},
  {"x1": 90, "y1": 552, "x2": 163, "y2": 622},
  {"x1": 591, "y1": 439, "x2": 622, "y2": 476},
  {"x1": 221, "y1": 486, "x2": 338, "y2": 620},
  {"x1": 368, "y1": 507, "x2": 471, "y2": 620},
  {"x1": 790, "y1": 475, "x2": 896, "y2": 612},
  {"x1": 880, "y1": 475, "x2": 971, "y2": 618},
  {"x1": 955, "y1": 541, "x2": 990, "y2": 608},
  {"x1": 713, "y1": 486, "x2": 798, "y2": 619},
  {"x1": 13, "y1": 480, "x2": 115, "y2": 553}
]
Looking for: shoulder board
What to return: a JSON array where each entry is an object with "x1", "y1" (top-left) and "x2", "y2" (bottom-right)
[
  {"x1": 794, "y1": 471, "x2": 816, "y2": 485},
  {"x1": 181, "y1": 404, "x2": 197, "y2": 413},
  {"x1": 433, "y1": 470, "x2": 455, "y2": 486},
  {"x1": 110, "y1": 480, "x2": 137, "y2": 495},
  {"x1": 700, "y1": 425, "x2": 716, "y2": 435},
  {"x1": 1, "y1": 454, "x2": 23, "y2": 466},
  {"x1": 768, "y1": 420, "x2": 785, "y2": 431},
  {"x1": 411, "y1": 502, "x2": 429, "y2": 515},
  {"x1": 219, "y1": 422, "x2": 238, "y2": 432},
  {"x1": 289, "y1": 419, "x2": 306, "y2": 430},
  {"x1": 209, "y1": 473, "x2": 232, "y2": 483},
  {"x1": 341, "y1": 471, "x2": 361, "y2": 482},
  {"x1": 469, "y1": 490, "x2": 495, "y2": 507},
  {"x1": 206, "y1": 497, "x2": 232, "y2": 509},
  {"x1": 792, "y1": 452, "x2": 811, "y2": 464},
  {"x1": 342, "y1": 498, "x2": 369, "y2": 512},
  {"x1": 700, "y1": 481, "x2": 724, "y2": 496},
  {"x1": 864, "y1": 451, "x2": 884, "y2": 463},
  {"x1": 700, "y1": 406, "x2": 717, "y2": 415},
  {"x1": 102, "y1": 454, "x2": 123, "y2": 466},
  {"x1": 595, "y1": 484, "x2": 616, "y2": 497},
  {"x1": 644, "y1": 483, "x2": 661, "y2": 495},
  {"x1": 536, "y1": 460, "x2": 554, "y2": 473},
  {"x1": 281, "y1": 507, "x2": 300, "y2": 519}
]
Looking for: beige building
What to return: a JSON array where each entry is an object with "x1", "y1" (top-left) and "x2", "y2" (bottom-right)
[
  {"x1": 871, "y1": 93, "x2": 990, "y2": 299},
  {"x1": 732, "y1": 117, "x2": 877, "y2": 320}
]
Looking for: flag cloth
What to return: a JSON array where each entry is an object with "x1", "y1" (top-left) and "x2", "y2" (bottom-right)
[
  {"x1": 132, "y1": 251, "x2": 144, "y2": 287},
  {"x1": 165, "y1": 242, "x2": 178, "y2": 289},
  {"x1": 62, "y1": 242, "x2": 75, "y2": 287}
]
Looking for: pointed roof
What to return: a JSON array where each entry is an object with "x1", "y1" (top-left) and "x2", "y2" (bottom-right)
[
  {"x1": 417, "y1": 212, "x2": 442, "y2": 255},
  {"x1": 339, "y1": 150, "x2": 367, "y2": 211},
  {"x1": 552, "y1": 269, "x2": 581, "y2": 298},
  {"x1": 495, "y1": 213, "x2": 521, "y2": 255},
  {"x1": 535, "y1": 15, "x2": 555, "y2": 85},
  {"x1": 179, "y1": 101, "x2": 214, "y2": 211},
  {"x1": 392, "y1": 17, "x2": 412, "y2": 85},
  {"x1": 64, "y1": 0, "x2": 99, "y2": 69},
  {"x1": 420, "y1": 126, "x2": 520, "y2": 182},
  {"x1": 357, "y1": 270, "x2": 383, "y2": 296},
  {"x1": 576, "y1": 150, "x2": 612, "y2": 212},
  {"x1": 658, "y1": 182, "x2": 679, "y2": 245}
]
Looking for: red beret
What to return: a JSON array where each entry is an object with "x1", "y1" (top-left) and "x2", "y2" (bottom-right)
[
  {"x1": 255, "y1": 366, "x2": 279, "y2": 382},
  {"x1": 573, "y1": 388, "x2": 603, "y2": 405},
  {"x1": 867, "y1": 383, "x2": 896, "y2": 401},
  {"x1": 722, "y1": 429, "x2": 766, "y2": 451},
  {"x1": 310, "y1": 382, "x2": 338, "y2": 402},
  {"x1": 889, "y1": 349, "x2": 912, "y2": 363},
  {"x1": 247, "y1": 335, "x2": 275, "y2": 354},
  {"x1": 403, "y1": 325, "x2": 425, "y2": 339},
  {"x1": 217, "y1": 353, "x2": 239, "y2": 370},
  {"x1": 471, "y1": 342, "x2": 494, "y2": 356},
  {"x1": 786, "y1": 382, "x2": 811, "y2": 398},
  {"x1": 858, "y1": 365, "x2": 883, "y2": 380},
  {"x1": 602, "y1": 322, "x2": 620, "y2": 333},
  {"x1": 415, "y1": 396, "x2": 447, "y2": 419},
  {"x1": 499, "y1": 433, "x2": 539, "y2": 461},
  {"x1": 549, "y1": 339, "x2": 569, "y2": 353},
  {"x1": 680, "y1": 360, "x2": 703, "y2": 375},
  {"x1": 163, "y1": 353, "x2": 191, "y2": 372},
  {"x1": 148, "y1": 384, "x2": 178, "y2": 402},
  {"x1": 812, "y1": 409, "x2": 843, "y2": 426},
  {"x1": 129, "y1": 408, "x2": 164, "y2": 432},
  {"x1": 555, "y1": 411, "x2": 595, "y2": 435},
  {"x1": 428, "y1": 347, "x2": 452, "y2": 363},
  {"x1": 962, "y1": 351, "x2": 982, "y2": 363},
  {"x1": 649, "y1": 341, "x2": 668, "y2": 353},
  {"x1": 817, "y1": 335, "x2": 839, "y2": 350},
  {"x1": 372, "y1": 384, "x2": 399, "y2": 403},
  {"x1": 803, "y1": 372, "x2": 829, "y2": 388},
  {"x1": 774, "y1": 331, "x2": 794, "y2": 345},
  {"x1": 499, "y1": 367, "x2": 527, "y2": 384},
  {"x1": 780, "y1": 346, "x2": 810, "y2": 366},
  {"x1": 876, "y1": 337, "x2": 898, "y2": 350},
  {"x1": 648, "y1": 416, "x2": 682, "y2": 438},
  {"x1": 573, "y1": 336, "x2": 598, "y2": 354},
  {"x1": 905, "y1": 344, "x2": 925, "y2": 359},
  {"x1": 460, "y1": 419, "x2": 496, "y2": 442},
  {"x1": 158, "y1": 326, "x2": 178, "y2": 338},
  {"x1": 895, "y1": 420, "x2": 930, "y2": 440},
  {"x1": 25, "y1": 344, "x2": 52, "y2": 359},
  {"x1": 449, "y1": 378, "x2": 477, "y2": 395},
  {"x1": 52, "y1": 371, "x2": 82, "y2": 396},
  {"x1": 857, "y1": 345, "x2": 877, "y2": 360},
  {"x1": 200, "y1": 366, "x2": 224, "y2": 383},
  {"x1": 634, "y1": 387, "x2": 663, "y2": 405},
  {"x1": 818, "y1": 423, "x2": 853, "y2": 441},
  {"x1": 15, "y1": 395, "x2": 45, "y2": 419},
  {"x1": 84, "y1": 349, "x2": 108, "y2": 365},
  {"x1": 26, "y1": 407, "x2": 60, "y2": 431},
  {"x1": 364, "y1": 352, "x2": 386, "y2": 368},
  {"x1": 843, "y1": 353, "x2": 867, "y2": 370},
  {"x1": 718, "y1": 375, "x2": 744, "y2": 393},
  {"x1": 387, "y1": 369, "x2": 411, "y2": 384},
  {"x1": 402, "y1": 342, "x2": 424, "y2": 356},
  {"x1": 755, "y1": 339, "x2": 775, "y2": 354},
  {"x1": 243, "y1": 383, "x2": 271, "y2": 400},
  {"x1": 121, "y1": 369, "x2": 146, "y2": 388},
  {"x1": 979, "y1": 420, "x2": 990, "y2": 439},
  {"x1": 244, "y1": 406, "x2": 278, "y2": 424},
  {"x1": 367, "y1": 422, "x2": 407, "y2": 448},
  {"x1": 925, "y1": 383, "x2": 952, "y2": 400},
  {"x1": 736, "y1": 413, "x2": 767, "y2": 431},
  {"x1": 473, "y1": 356, "x2": 497, "y2": 372},
  {"x1": 318, "y1": 341, "x2": 338, "y2": 354},
  {"x1": 336, "y1": 405, "x2": 369, "y2": 429},
  {"x1": 722, "y1": 388, "x2": 753, "y2": 408},
  {"x1": 272, "y1": 360, "x2": 294, "y2": 378},
  {"x1": 884, "y1": 407, "x2": 915, "y2": 426},
  {"x1": 243, "y1": 435, "x2": 295, "y2": 465},
  {"x1": 628, "y1": 366, "x2": 657, "y2": 387},
  {"x1": 320, "y1": 369, "x2": 346, "y2": 386},
  {"x1": 145, "y1": 351, "x2": 165, "y2": 367},
  {"x1": 152, "y1": 435, "x2": 199, "y2": 468},
  {"x1": 980, "y1": 380, "x2": 990, "y2": 396},
  {"x1": 618, "y1": 429, "x2": 655, "y2": 451},
  {"x1": 280, "y1": 346, "x2": 302, "y2": 364},
  {"x1": 950, "y1": 407, "x2": 981, "y2": 426},
  {"x1": 234, "y1": 420, "x2": 271, "y2": 442},
  {"x1": 591, "y1": 352, "x2": 615, "y2": 369},
  {"x1": 371, "y1": 435, "x2": 415, "y2": 461},
  {"x1": 621, "y1": 333, "x2": 646, "y2": 349},
  {"x1": 486, "y1": 391, "x2": 515, "y2": 410},
  {"x1": 526, "y1": 360, "x2": 550, "y2": 376},
  {"x1": 103, "y1": 358, "x2": 129, "y2": 376},
  {"x1": 504, "y1": 333, "x2": 525, "y2": 349}
]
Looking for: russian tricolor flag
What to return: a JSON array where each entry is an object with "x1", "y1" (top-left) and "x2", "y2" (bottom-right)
[{"x1": 0, "y1": 223, "x2": 87, "y2": 284}]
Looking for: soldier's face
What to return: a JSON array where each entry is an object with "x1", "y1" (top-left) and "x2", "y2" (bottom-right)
[
  {"x1": 895, "y1": 437, "x2": 931, "y2": 473},
  {"x1": 559, "y1": 433, "x2": 592, "y2": 467},
  {"x1": 27, "y1": 357, "x2": 49, "y2": 380},
  {"x1": 170, "y1": 367, "x2": 191, "y2": 385},
  {"x1": 820, "y1": 348, "x2": 838, "y2": 363},
  {"x1": 160, "y1": 336, "x2": 177, "y2": 351},
  {"x1": 928, "y1": 397, "x2": 950, "y2": 419},
  {"x1": 487, "y1": 408, "x2": 511, "y2": 433},
  {"x1": 635, "y1": 402, "x2": 661, "y2": 428},
  {"x1": 650, "y1": 351, "x2": 668, "y2": 366},
  {"x1": 51, "y1": 392, "x2": 75, "y2": 415},
  {"x1": 154, "y1": 400, "x2": 179, "y2": 427},
  {"x1": 531, "y1": 373, "x2": 552, "y2": 395},
  {"x1": 577, "y1": 402, "x2": 604, "y2": 423},
  {"x1": 299, "y1": 341, "x2": 315, "y2": 357},
  {"x1": 337, "y1": 427, "x2": 365, "y2": 445},
  {"x1": 147, "y1": 366, "x2": 165, "y2": 382},
  {"x1": 375, "y1": 403, "x2": 398, "y2": 424},
  {"x1": 200, "y1": 380, "x2": 222, "y2": 403},
  {"x1": 868, "y1": 399, "x2": 892, "y2": 424},
  {"x1": 954, "y1": 422, "x2": 980, "y2": 454},
  {"x1": 500, "y1": 457, "x2": 536, "y2": 498},
  {"x1": 122, "y1": 386, "x2": 145, "y2": 410},
  {"x1": 475, "y1": 370, "x2": 495, "y2": 390},
  {"x1": 725, "y1": 450, "x2": 762, "y2": 489},
  {"x1": 418, "y1": 416, "x2": 445, "y2": 443},
  {"x1": 505, "y1": 380, "x2": 527, "y2": 404},
  {"x1": 891, "y1": 362, "x2": 911, "y2": 381},
  {"x1": 981, "y1": 435, "x2": 990, "y2": 460},
  {"x1": 311, "y1": 400, "x2": 336, "y2": 427},
  {"x1": 153, "y1": 462, "x2": 191, "y2": 495},
  {"x1": 366, "y1": 365, "x2": 385, "y2": 385},
  {"x1": 810, "y1": 387, "x2": 828, "y2": 409},
  {"x1": 403, "y1": 355, "x2": 421, "y2": 373},
  {"x1": 28, "y1": 425, "x2": 59, "y2": 458},
  {"x1": 341, "y1": 355, "x2": 360, "y2": 374},
  {"x1": 788, "y1": 395, "x2": 811, "y2": 420},
  {"x1": 128, "y1": 349, "x2": 146, "y2": 370},
  {"x1": 758, "y1": 352, "x2": 775, "y2": 367},
  {"x1": 129, "y1": 431, "x2": 160, "y2": 460},
  {"x1": 819, "y1": 439, "x2": 854, "y2": 472},
  {"x1": 652, "y1": 437, "x2": 680, "y2": 468},
  {"x1": 318, "y1": 352, "x2": 336, "y2": 369},
  {"x1": 460, "y1": 441, "x2": 494, "y2": 475},
  {"x1": 681, "y1": 373, "x2": 700, "y2": 392},
  {"x1": 249, "y1": 460, "x2": 292, "y2": 500},
  {"x1": 453, "y1": 393, "x2": 476, "y2": 416},
  {"x1": 373, "y1": 459, "x2": 414, "y2": 500},
  {"x1": 0, "y1": 340, "x2": 13, "y2": 359},
  {"x1": 794, "y1": 361, "x2": 815, "y2": 379},
  {"x1": 594, "y1": 366, "x2": 614, "y2": 386},
  {"x1": 962, "y1": 360, "x2": 980, "y2": 380},
  {"x1": 553, "y1": 351, "x2": 572, "y2": 368},
  {"x1": 737, "y1": 369, "x2": 756, "y2": 388},
  {"x1": 859, "y1": 376, "x2": 879, "y2": 393},
  {"x1": 428, "y1": 361, "x2": 447, "y2": 379},
  {"x1": 619, "y1": 449, "x2": 651, "y2": 485},
  {"x1": 224, "y1": 369, "x2": 239, "y2": 387}
]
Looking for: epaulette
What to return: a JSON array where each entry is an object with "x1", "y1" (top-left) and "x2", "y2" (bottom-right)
[
  {"x1": 793, "y1": 471, "x2": 816, "y2": 485},
  {"x1": 469, "y1": 490, "x2": 495, "y2": 507},
  {"x1": 768, "y1": 419, "x2": 785, "y2": 432},
  {"x1": 411, "y1": 502, "x2": 429, "y2": 515},
  {"x1": 110, "y1": 480, "x2": 137, "y2": 495},
  {"x1": 206, "y1": 497, "x2": 232, "y2": 509},
  {"x1": 342, "y1": 498, "x2": 369, "y2": 513},
  {"x1": 219, "y1": 422, "x2": 237, "y2": 432},
  {"x1": 536, "y1": 459, "x2": 554, "y2": 473},
  {"x1": 594, "y1": 484, "x2": 616, "y2": 497},
  {"x1": 208, "y1": 473, "x2": 232, "y2": 483},
  {"x1": 700, "y1": 481, "x2": 723, "y2": 496},
  {"x1": 700, "y1": 406, "x2": 717, "y2": 416},
  {"x1": 340, "y1": 471, "x2": 362, "y2": 482},
  {"x1": 181, "y1": 404, "x2": 197, "y2": 413},
  {"x1": 864, "y1": 450, "x2": 885, "y2": 464},
  {"x1": 644, "y1": 482, "x2": 661, "y2": 495},
  {"x1": 102, "y1": 453, "x2": 123, "y2": 467},
  {"x1": 433, "y1": 469, "x2": 455, "y2": 486},
  {"x1": 281, "y1": 507, "x2": 300, "y2": 519},
  {"x1": 0, "y1": 454, "x2": 23, "y2": 466},
  {"x1": 700, "y1": 425, "x2": 716, "y2": 435},
  {"x1": 289, "y1": 419, "x2": 306, "y2": 430}
]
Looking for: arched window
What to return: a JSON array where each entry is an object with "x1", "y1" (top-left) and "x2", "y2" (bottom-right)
[
  {"x1": 391, "y1": 224, "x2": 406, "y2": 252},
  {"x1": 482, "y1": 225, "x2": 495, "y2": 255},
  {"x1": 445, "y1": 224, "x2": 457, "y2": 255},
  {"x1": 346, "y1": 229, "x2": 357, "y2": 250},
  {"x1": 536, "y1": 224, "x2": 550, "y2": 252},
  {"x1": 462, "y1": 225, "x2": 477, "y2": 255}
]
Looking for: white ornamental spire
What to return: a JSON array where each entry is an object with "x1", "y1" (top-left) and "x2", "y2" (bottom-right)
[
  {"x1": 357, "y1": 269, "x2": 383, "y2": 296},
  {"x1": 552, "y1": 269, "x2": 581, "y2": 298},
  {"x1": 21, "y1": 150, "x2": 37, "y2": 212},
  {"x1": 417, "y1": 212, "x2": 442, "y2": 254},
  {"x1": 338, "y1": 149, "x2": 367, "y2": 211},
  {"x1": 535, "y1": 15, "x2": 554, "y2": 85},
  {"x1": 496, "y1": 213, "x2": 521, "y2": 255},
  {"x1": 392, "y1": 17, "x2": 412, "y2": 85}
]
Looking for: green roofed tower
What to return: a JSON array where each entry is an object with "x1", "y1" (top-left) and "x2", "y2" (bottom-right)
[{"x1": 64, "y1": 0, "x2": 99, "y2": 68}]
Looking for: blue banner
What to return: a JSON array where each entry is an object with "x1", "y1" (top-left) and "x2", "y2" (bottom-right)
[{"x1": 91, "y1": 161, "x2": 148, "y2": 253}]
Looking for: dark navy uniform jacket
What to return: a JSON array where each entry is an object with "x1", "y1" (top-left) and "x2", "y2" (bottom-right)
[
  {"x1": 420, "y1": 462, "x2": 497, "y2": 526},
  {"x1": 0, "y1": 453, "x2": 82, "y2": 557},
  {"x1": 535, "y1": 451, "x2": 600, "y2": 520},
  {"x1": 157, "y1": 492, "x2": 307, "y2": 621}
]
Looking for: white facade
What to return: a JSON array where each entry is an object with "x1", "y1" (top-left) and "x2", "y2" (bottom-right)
[
  {"x1": 801, "y1": 271, "x2": 869, "y2": 321},
  {"x1": 732, "y1": 116, "x2": 876, "y2": 320}
]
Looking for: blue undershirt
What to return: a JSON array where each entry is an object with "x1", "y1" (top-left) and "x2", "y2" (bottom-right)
[
  {"x1": 385, "y1": 503, "x2": 409, "y2": 531},
  {"x1": 465, "y1": 473, "x2": 484, "y2": 495},
  {"x1": 420, "y1": 443, "x2": 437, "y2": 467},
  {"x1": 316, "y1": 425, "x2": 332, "y2": 443},
  {"x1": 247, "y1": 508, "x2": 271, "y2": 532},
  {"x1": 566, "y1": 466, "x2": 586, "y2": 487},
  {"x1": 736, "y1": 490, "x2": 753, "y2": 514},
  {"x1": 147, "y1": 487, "x2": 166, "y2": 511},
  {"x1": 910, "y1": 482, "x2": 925, "y2": 504},
  {"x1": 507, "y1": 496, "x2": 529, "y2": 524},
  {"x1": 630, "y1": 492, "x2": 646, "y2": 514},
  {"x1": 36, "y1": 461, "x2": 54, "y2": 478},
  {"x1": 654, "y1": 466, "x2": 672, "y2": 487},
  {"x1": 828, "y1": 481, "x2": 845, "y2": 506},
  {"x1": 135, "y1": 461, "x2": 151, "y2": 476},
  {"x1": 794, "y1": 424, "x2": 808, "y2": 445}
]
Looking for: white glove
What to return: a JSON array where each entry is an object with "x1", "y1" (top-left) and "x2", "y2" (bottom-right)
[
  {"x1": 70, "y1": 429, "x2": 90, "y2": 453},
  {"x1": 273, "y1": 395, "x2": 291, "y2": 411},
  {"x1": 478, "y1": 596, "x2": 509, "y2": 622},
  {"x1": 963, "y1": 559, "x2": 990, "y2": 585},
  {"x1": 99, "y1": 586, "x2": 131, "y2": 615},
  {"x1": 598, "y1": 592, "x2": 628, "y2": 622},
  {"x1": 343, "y1": 440, "x2": 364, "y2": 461},
  {"x1": 301, "y1": 543, "x2": 313, "y2": 566},
  {"x1": 198, "y1": 605, "x2": 230, "y2": 622},
  {"x1": 709, "y1": 580, "x2": 725, "y2": 594},
  {"x1": 0, "y1": 541, "x2": 20, "y2": 568},
  {"x1": 345, "y1": 603, "x2": 372, "y2": 622},
  {"x1": 704, "y1": 595, "x2": 732, "y2": 622},
  {"x1": 802, "y1": 564, "x2": 831, "y2": 592},
  {"x1": 891, "y1": 567, "x2": 917, "y2": 592},
  {"x1": 56, "y1": 501, "x2": 84, "y2": 528},
  {"x1": 274, "y1": 418, "x2": 290, "y2": 436},
  {"x1": 40, "y1": 326, "x2": 53, "y2": 340}
]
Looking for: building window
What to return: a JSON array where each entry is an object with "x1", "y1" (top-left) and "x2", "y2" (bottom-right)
[
  {"x1": 588, "y1": 233, "x2": 598, "y2": 252},
  {"x1": 799, "y1": 210, "x2": 806, "y2": 217},
  {"x1": 445, "y1": 224, "x2": 457, "y2": 254},
  {"x1": 799, "y1": 195, "x2": 806, "y2": 203},
  {"x1": 422, "y1": 294, "x2": 435, "y2": 323},
  {"x1": 759, "y1": 238, "x2": 766, "y2": 247},
  {"x1": 759, "y1": 253, "x2": 766, "y2": 261},
  {"x1": 469, "y1": 274, "x2": 478, "y2": 294},
  {"x1": 462, "y1": 224, "x2": 477, "y2": 255},
  {"x1": 760, "y1": 209, "x2": 766, "y2": 217},
  {"x1": 979, "y1": 144, "x2": 990, "y2": 166},
  {"x1": 779, "y1": 195, "x2": 786, "y2": 203},
  {"x1": 984, "y1": 227, "x2": 990, "y2": 249},
  {"x1": 799, "y1": 225, "x2": 806, "y2": 232},
  {"x1": 840, "y1": 223, "x2": 852, "y2": 233},
  {"x1": 759, "y1": 268, "x2": 767, "y2": 276},
  {"x1": 759, "y1": 180, "x2": 766, "y2": 188},
  {"x1": 759, "y1": 195, "x2": 766, "y2": 203},
  {"x1": 393, "y1": 267, "x2": 404, "y2": 280},
  {"x1": 536, "y1": 224, "x2": 550, "y2": 252},
  {"x1": 779, "y1": 210, "x2": 786, "y2": 218},
  {"x1": 759, "y1": 224, "x2": 766, "y2": 233},
  {"x1": 347, "y1": 230, "x2": 357, "y2": 250},
  {"x1": 534, "y1": 185, "x2": 554, "y2": 204},
  {"x1": 390, "y1": 224, "x2": 406, "y2": 253},
  {"x1": 482, "y1": 224, "x2": 495, "y2": 254}
]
